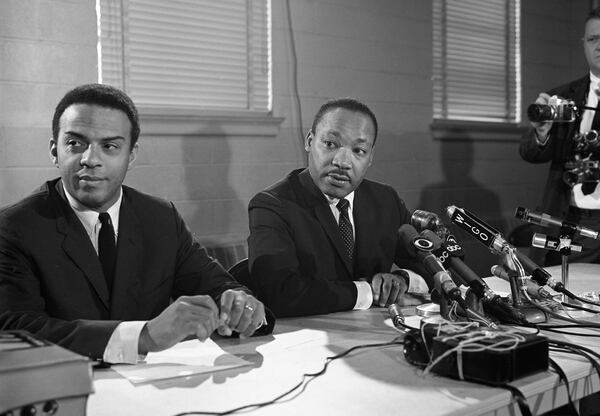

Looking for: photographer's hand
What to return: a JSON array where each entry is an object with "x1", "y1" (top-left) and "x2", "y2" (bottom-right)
[{"x1": 531, "y1": 93, "x2": 553, "y2": 144}]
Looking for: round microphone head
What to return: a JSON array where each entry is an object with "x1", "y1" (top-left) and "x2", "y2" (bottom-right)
[
  {"x1": 419, "y1": 229, "x2": 443, "y2": 249},
  {"x1": 398, "y1": 223, "x2": 420, "y2": 256},
  {"x1": 411, "y1": 210, "x2": 441, "y2": 232}
]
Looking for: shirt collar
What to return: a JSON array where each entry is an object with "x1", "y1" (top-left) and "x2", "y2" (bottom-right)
[
  {"x1": 324, "y1": 191, "x2": 355, "y2": 211},
  {"x1": 62, "y1": 184, "x2": 123, "y2": 233},
  {"x1": 590, "y1": 71, "x2": 600, "y2": 88}
]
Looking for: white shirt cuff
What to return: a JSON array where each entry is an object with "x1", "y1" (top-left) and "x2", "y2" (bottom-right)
[
  {"x1": 403, "y1": 269, "x2": 430, "y2": 294},
  {"x1": 103, "y1": 321, "x2": 147, "y2": 364},
  {"x1": 353, "y1": 280, "x2": 373, "y2": 310}
]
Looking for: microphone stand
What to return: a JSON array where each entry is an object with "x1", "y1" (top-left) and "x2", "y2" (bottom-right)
[
  {"x1": 506, "y1": 249, "x2": 547, "y2": 323},
  {"x1": 533, "y1": 226, "x2": 578, "y2": 301},
  {"x1": 555, "y1": 225, "x2": 581, "y2": 305},
  {"x1": 557, "y1": 224, "x2": 582, "y2": 298}
]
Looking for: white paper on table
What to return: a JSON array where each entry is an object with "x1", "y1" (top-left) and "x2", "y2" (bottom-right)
[{"x1": 112, "y1": 338, "x2": 252, "y2": 384}]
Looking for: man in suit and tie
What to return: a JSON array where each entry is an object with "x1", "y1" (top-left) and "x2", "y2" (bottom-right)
[
  {"x1": 0, "y1": 83, "x2": 269, "y2": 363},
  {"x1": 247, "y1": 98, "x2": 429, "y2": 318},
  {"x1": 520, "y1": 7, "x2": 600, "y2": 265}
]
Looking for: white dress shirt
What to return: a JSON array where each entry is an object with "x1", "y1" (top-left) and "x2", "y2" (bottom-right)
[
  {"x1": 570, "y1": 72, "x2": 600, "y2": 208},
  {"x1": 63, "y1": 185, "x2": 145, "y2": 364},
  {"x1": 324, "y1": 192, "x2": 428, "y2": 310}
]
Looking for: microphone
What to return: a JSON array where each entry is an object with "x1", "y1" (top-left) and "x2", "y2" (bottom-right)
[
  {"x1": 532, "y1": 233, "x2": 583, "y2": 252},
  {"x1": 388, "y1": 303, "x2": 406, "y2": 329},
  {"x1": 399, "y1": 225, "x2": 498, "y2": 327},
  {"x1": 398, "y1": 224, "x2": 445, "y2": 277},
  {"x1": 445, "y1": 205, "x2": 504, "y2": 251},
  {"x1": 428, "y1": 255, "x2": 497, "y2": 328},
  {"x1": 446, "y1": 205, "x2": 559, "y2": 290},
  {"x1": 435, "y1": 267, "x2": 467, "y2": 306},
  {"x1": 490, "y1": 265, "x2": 554, "y2": 300},
  {"x1": 412, "y1": 210, "x2": 496, "y2": 301},
  {"x1": 398, "y1": 225, "x2": 464, "y2": 304},
  {"x1": 411, "y1": 210, "x2": 449, "y2": 239},
  {"x1": 515, "y1": 206, "x2": 600, "y2": 240},
  {"x1": 446, "y1": 256, "x2": 497, "y2": 301}
]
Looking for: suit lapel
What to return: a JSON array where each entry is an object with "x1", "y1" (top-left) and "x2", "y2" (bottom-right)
[
  {"x1": 109, "y1": 191, "x2": 143, "y2": 319},
  {"x1": 54, "y1": 182, "x2": 110, "y2": 310},
  {"x1": 297, "y1": 170, "x2": 353, "y2": 275},
  {"x1": 570, "y1": 75, "x2": 591, "y2": 146}
]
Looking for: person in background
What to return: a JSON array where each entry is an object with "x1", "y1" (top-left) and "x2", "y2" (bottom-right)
[
  {"x1": 0, "y1": 83, "x2": 271, "y2": 363},
  {"x1": 520, "y1": 7, "x2": 600, "y2": 266},
  {"x1": 246, "y1": 97, "x2": 429, "y2": 318}
]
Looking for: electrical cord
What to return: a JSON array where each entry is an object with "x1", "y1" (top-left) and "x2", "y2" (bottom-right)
[
  {"x1": 521, "y1": 290, "x2": 600, "y2": 328},
  {"x1": 171, "y1": 338, "x2": 404, "y2": 416},
  {"x1": 548, "y1": 357, "x2": 580, "y2": 416},
  {"x1": 560, "y1": 287, "x2": 600, "y2": 308},
  {"x1": 549, "y1": 339, "x2": 600, "y2": 368},
  {"x1": 536, "y1": 326, "x2": 600, "y2": 338},
  {"x1": 284, "y1": 0, "x2": 306, "y2": 164},
  {"x1": 547, "y1": 339, "x2": 600, "y2": 416},
  {"x1": 561, "y1": 301, "x2": 600, "y2": 314}
]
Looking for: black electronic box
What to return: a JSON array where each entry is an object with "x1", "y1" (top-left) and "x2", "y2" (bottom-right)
[{"x1": 0, "y1": 331, "x2": 93, "y2": 416}]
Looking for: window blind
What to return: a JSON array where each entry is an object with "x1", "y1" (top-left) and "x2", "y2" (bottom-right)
[
  {"x1": 98, "y1": 0, "x2": 271, "y2": 112},
  {"x1": 433, "y1": 0, "x2": 521, "y2": 123}
]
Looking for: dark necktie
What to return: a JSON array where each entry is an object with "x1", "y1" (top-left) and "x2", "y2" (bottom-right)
[
  {"x1": 336, "y1": 198, "x2": 354, "y2": 261},
  {"x1": 98, "y1": 212, "x2": 116, "y2": 292}
]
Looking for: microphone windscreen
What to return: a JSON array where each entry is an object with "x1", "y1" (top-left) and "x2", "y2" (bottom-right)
[
  {"x1": 420, "y1": 229, "x2": 442, "y2": 249},
  {"x1": 398, "y1": 223, "x2": 420, "y2": 256}
]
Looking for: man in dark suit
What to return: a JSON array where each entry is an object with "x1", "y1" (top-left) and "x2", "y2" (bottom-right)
[
  {"x1": 520, "y1": 7, "x2": 600, "y2": 265},
  {"x1": 0, "y1": 84, "x2": 269, "y2": 363},
  {"x1": 247, "y1": 98, "x2": 429, "y2": 317}
]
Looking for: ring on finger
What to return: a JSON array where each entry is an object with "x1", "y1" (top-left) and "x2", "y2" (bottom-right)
[{"x1": 244, "y1": 304, "x2": 254, "y2": 312}]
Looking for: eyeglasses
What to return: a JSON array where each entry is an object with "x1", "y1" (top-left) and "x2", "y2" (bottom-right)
[{"x1": 583, "y1": 35, "x2": 600, "y2": 45}]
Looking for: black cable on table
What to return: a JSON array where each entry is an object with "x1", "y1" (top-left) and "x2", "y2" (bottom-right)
[{"x1": 171, "y1": 338, "x2": 405, "y2": 416}]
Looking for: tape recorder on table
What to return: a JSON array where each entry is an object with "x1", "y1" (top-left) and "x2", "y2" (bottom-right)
[{"x1": 0, "y1": 331, "x2": 93, "y2": 416}]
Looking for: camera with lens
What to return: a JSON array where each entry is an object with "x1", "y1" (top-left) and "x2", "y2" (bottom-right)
[
  {"x1": 574, "y1": 130, "x2": 600, "y2": 152},
  {"x1": 527, "y1": 95, "x2": 578, "y2": 123},
  {"x1": 563, "y1": 157, "x2": 600, "y2": 187}
]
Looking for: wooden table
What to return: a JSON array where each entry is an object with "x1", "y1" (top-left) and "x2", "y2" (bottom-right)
[{"x1": 88, "y1": 264, "x2": 600, "y2": 416}]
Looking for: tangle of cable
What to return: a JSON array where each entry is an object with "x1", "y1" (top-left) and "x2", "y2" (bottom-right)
[
  {"x1": 521, "y1": 290, "x2": 600, "y2": 328},
  {"x1": 421, "y1": 329, "x2": 527, "y2": 379}
]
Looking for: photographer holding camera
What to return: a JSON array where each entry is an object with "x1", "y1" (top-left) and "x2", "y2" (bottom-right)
[{"x1": 520, "y1": 6, "x2": 600, "y2": 266}]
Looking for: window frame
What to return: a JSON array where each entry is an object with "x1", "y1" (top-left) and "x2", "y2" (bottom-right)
[
  {"x1": 431, "y1": 0, "x2": 522, "y2": 140},
  {"x1": 96, "y1": 0, "x2": 282, "y2": 138}
]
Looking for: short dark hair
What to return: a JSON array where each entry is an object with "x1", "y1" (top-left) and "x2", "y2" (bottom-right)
[
  {"x1": 52, "y1": 83, "x2": 140, "y2": 147},
  {"x1": 586, "y1": 6, "x2": 600, "y2": 24},
  {"x1": 310, "y1": 97, "x2": 378, "y2": 144}
]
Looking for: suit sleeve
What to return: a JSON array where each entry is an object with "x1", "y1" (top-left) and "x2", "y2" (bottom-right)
[
  {"x1": 390, "y1": 191, "x2": 433, "y2": 289},
  {"x1": 169, "y1": 202, "x2": 250, "y2": 300},
  {"x1": 168, "y1": 203, "x2": 276, "y2": 334},
  {"x1": 520, "y1": 83, "x2": 577, "y2": 165},
  {"x1": 0, "y1": 226, "x2": 119, "y2": 359},
  {"x1": 519, "y1": 127, "x2": 555, "y2": 164},
  {"x1": 248, "y1": 192, "x2": 358, "y2": 317}
]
